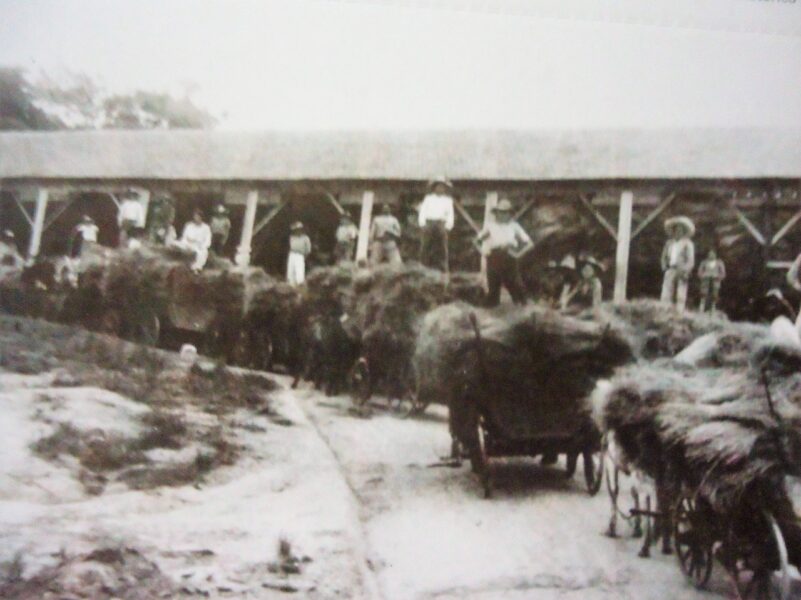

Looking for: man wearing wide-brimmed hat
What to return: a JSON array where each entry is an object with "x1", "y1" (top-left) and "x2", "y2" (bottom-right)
[
  {"x1": 475, "y1": 198, "x2": 532, "y2": 307},
  {"x1": 660, "y1": 215, "x2": 696, "y2": 311},
  {"x1": 418, "y1": 176, "x2": 455, "y2": 271},
  {"x1": 72, "y1": 214, "x2": 99, "y2": 257},
  {"x1": 561, "y1": 254, "x2": 604, "y2": 310},
  {"x1": 287, "y1": 221, "x2": 311, "y2": 286}
]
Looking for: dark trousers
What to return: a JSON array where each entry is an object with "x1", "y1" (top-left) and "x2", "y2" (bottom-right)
[
  {"x1": 335, "y1": 240, "x2": 355, "y2": 263},
  {"x1": 486, "y1": 250, "x2": 526, "y2": 307},
  {"x1": 211, "y1": 233, "x2": 228, "y2": 256},
  {"x1": 420, "y1": 222, "x2": 449, "y2": 272}
]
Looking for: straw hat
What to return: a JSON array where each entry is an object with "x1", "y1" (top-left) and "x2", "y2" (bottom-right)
[
  {"x1": 664, "y1": 216, "x2": 695, "y2": 236},
  {"x1": 291, "y1": 221, "x2": 305, "y2": 231},
  {"x1": 81, "y1": 215, "x2": 95, "y2": 224},
  {"x1": 492, "y1": 199, "x2": 514, "y2": 213},
  {"x1": 2, "y1": 229, "x2": 14, "y2": 240},
  {"x1": 216, "y1": 204, "x2": 229, "y2": 214},
  {"x1": 427, "y1": 175, "x2": 453, "y2": 190}
]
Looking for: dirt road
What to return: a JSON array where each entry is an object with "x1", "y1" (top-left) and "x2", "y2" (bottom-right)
[{"x1": 294, "y1": 388, "x2": 773, "y2": 600}]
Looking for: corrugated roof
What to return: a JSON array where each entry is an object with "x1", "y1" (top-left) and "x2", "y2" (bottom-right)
[{"x1": 0, "y1": 128, "x2": 799, "y2": 181}]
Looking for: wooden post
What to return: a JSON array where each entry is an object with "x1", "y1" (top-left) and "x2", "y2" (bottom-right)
[
  {"x1": 28, "y1": 187, "x2": 49, "y2": 259},
  {"x1": 355, "y1": 190, "x2": 374, "y2": 263},
  {"x1": 480, "y1": 191, "x2": 498, "y2": 288},
  {"x1": 138, "y1": 189, "x2": 151, "y2": 228},
  {"x1": 613, "y1": 190, "x2": 633, "y2": 305},
  {"x1": 235, "y1": 189, "x2": 259, "y2": 267}
]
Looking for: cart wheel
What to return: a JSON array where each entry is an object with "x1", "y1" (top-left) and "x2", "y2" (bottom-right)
[
  {"x1": 583, "y1": 450, "x2": 604, "y2": 496},
  {"x1": 674, "y1": 494, "x2": 714, "y2": 589},
  {"x1": 470, "y1": 415, "x2": 491, "y2": 499},
  {"x1": 731, "y1": 511, "x2": 791, "y2": 600},
  {"x1": 349, "y1": 358, "x2": 371, "y2": 408}
]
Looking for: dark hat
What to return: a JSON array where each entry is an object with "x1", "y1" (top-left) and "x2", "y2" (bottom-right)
[{"x1": 121, "y1": 188, "x2": 139, "y2": 199}]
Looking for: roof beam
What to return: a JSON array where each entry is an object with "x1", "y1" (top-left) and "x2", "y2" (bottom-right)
[
  {"x1": 577, "y1": 194, "x2": 617, "y2": 241},
  {"x1": 631, "y1": 193, "x2": 676, "y2": 240},
  {"x1": 731, "y1": 205, "x2": 767, "y2": 246},
  {"x1": 253, "y1": 200, "x2": 287, "y2": 237},
  {"x1": 453, "y1": 199, "x2": 481, "y2": 234},
  {"x1": 771, "y1": 208, "x2": 801, "y2": 246}
]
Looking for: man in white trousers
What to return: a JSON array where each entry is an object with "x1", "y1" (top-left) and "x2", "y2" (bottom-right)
[{"x1": 287, "y1": 221, "x2": 311, "y2": 286}]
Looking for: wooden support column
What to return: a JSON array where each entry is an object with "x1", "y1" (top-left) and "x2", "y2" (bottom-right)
[
  {"x1": 613, "y1": 190, "x2": 633, "y2": 305},
  {"x1": 480, "y1": 191, "x2": 498, "y2": 288},
  {"x1": 355, "y1": 190, "x2": 374, "y2": 263},
  {"x1": 235, "y1": 190, "x2": 259, "y2": 267},
  {"x1": 138, "y1": 189, "x2": 151, "y2": 228},
  {"x1": 28, "y1": 188, "x2": 49, "y2": 259}
]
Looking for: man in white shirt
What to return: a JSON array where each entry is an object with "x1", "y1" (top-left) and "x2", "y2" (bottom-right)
[
  {"x1": 0, "y1": 229, "x2": 24, "y2": 268},
  {"x1": 118, "y1": 189, "x2": 145, "y2": 248},
  {"x1": 287, "y1": 221, "x2": 312, "y2": 285},
  {"x1": 418, "y1": 176, "x2": 455, "y2": 271},
  {"x1": 334, "y1": 213, "x2": 359, "y2": 264},
  {"x1": 370, "y1": 204, "x2": 403, "y2": 266},
  {"x1": 173, "y1": 209, "x2": 212, "y2": 273},
  {"x1": 660, "y1": 216, "x2": 695, "y2": 312},
  {"x1": 475, "y1": 199, "x2": 532, "y2": 306},
  {"x1": 72, "y1": 215, "x2": 99, "y2": 257}
]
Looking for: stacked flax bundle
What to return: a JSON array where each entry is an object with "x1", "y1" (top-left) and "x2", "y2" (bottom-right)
[
  {"x1": 594, "y1": 337, "x2": 801, "y2": 513},
  {"x1": 300, "y1": 263, "x2": 485, "y2": 396},
  {"x1": 415, "y1": 302, "x2": 633, "y2": 441}
]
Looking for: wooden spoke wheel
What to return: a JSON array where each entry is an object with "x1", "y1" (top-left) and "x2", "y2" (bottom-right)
[
  {"x1": 583, "y1": 449, "x2": 604, "y2": 496},
  {"x1": 730, "y1": 511, "x2": 791, "y2": 600},
  {"x1": 348, "y1": 358, "x2": 371, "y2": 408},
  {"x1": 673, "y1": 494, "x2": 714, "y2": 589}
]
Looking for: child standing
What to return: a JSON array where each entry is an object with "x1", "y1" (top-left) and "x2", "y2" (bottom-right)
[{"x1": 698, "y1": 249, "x2": 726, "y2": 312}]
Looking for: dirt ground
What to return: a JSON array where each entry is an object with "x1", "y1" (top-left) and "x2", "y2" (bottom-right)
[{"x1": 2, "y1": 320, "x2": 800, "y2": 599}]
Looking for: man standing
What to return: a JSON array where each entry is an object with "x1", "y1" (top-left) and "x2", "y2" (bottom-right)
[
  {"x1": 210, "y1": 204, "x2": 232, "y2": 256},
  {"x1": 475, "y1": 199, "x2": 532, "y2": 307},
  {"x1": 660, "y1": 216, "x2": 695, "y2": 312},
  {"x1": 418, "y1": 176, "x2": 455, "y2": 271},
  {"x1": 334, "y1": 213, "x2": 358, "y2": 263},
  {"x1": 697, "y1": 249, "x2": 726, "y2": 312},
  {"x1": 287, "y1": 222, "x2": 311, "y2": 286},
  {"x1": 0, "y1": 230, "x2": 24, "y2": 268},
  {"x1": 118, "y1": 189, "x2": 144, "y2": 248},
  {"x1": 174, "y1": 209, "x2": 212, "y2": 273},
  {"x1": 370, "y1": 204, "x2": 402, "y2": 266}
]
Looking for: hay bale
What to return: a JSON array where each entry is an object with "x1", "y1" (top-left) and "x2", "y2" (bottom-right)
[
  {"x1": 417, "y1": 303, "x2": 633, "y2": 442},
  {"x1": 299, "y1": 264, "x2": 485, "y2": 396}
]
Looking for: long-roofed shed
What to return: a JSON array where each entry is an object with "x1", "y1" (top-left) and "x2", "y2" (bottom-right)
[{"x1": 1, "y1": 128, "x2": 800, "y2": 182}]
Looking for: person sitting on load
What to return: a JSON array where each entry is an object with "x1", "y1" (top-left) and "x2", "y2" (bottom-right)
[
  {"x1": 370, "y1": 204, "x2": 402, "y2": 266},
  {"x1": 287, "y1": 221, "x2": 311, "y2": 286},
  {"x1": 697, "y1": 249, "x2": 726, "y2": 313},
  {"x1": 418, "y1": 176, "x2": 455, "y2": 271},
  {"x1": 475, "y1": 198, "x2": 532, "y2": 307},
  {"x1": 210, "y1": 204, "x2": 232, "y2": 256},
  {"x1": 71, "y1": 215, "x2": 99, "y2": 257},
  {"x1": 660, "y1": 216, "x2": 695, "y2": 312},
  {"x1": 560, "y1": 255, "x2": 604, "y2": 311},
  {"x1": 334, "y1": 213, "x2": 359, "y2": 263},
  {"x1": 173, "y1": 209, "x2": 212, "y2": 273},
  {"x1": 0, "y1": 229, "x2": 24, "y2": 268}
]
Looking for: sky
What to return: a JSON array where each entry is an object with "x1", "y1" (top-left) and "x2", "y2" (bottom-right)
[{"x1": 1, "y1": 0, "x2": 800, "y2": 131}]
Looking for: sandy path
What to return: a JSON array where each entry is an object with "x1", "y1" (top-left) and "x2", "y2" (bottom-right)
[{"x1": 294, "y1": 389, "x2": 763, "y2": 600}]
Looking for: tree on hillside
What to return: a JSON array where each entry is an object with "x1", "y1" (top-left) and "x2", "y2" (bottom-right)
[
  {"x1": 0, "y1": 67, "x2": 216, "y2": 130},
  {"x1": 0, "y1": 67, "x2": 64, "y2": 130}
]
